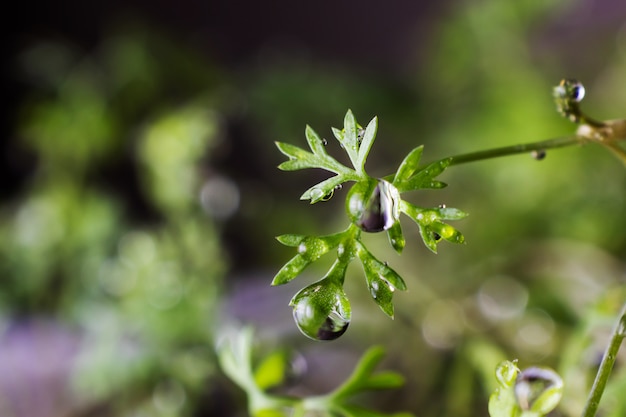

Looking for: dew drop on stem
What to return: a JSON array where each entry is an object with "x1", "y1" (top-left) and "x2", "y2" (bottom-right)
[{"x1": 531, "y1": 150, "x2": 546, "y2": 160}]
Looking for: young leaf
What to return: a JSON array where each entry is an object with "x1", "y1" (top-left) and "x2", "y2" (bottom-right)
[
  {"x1": 356, "y1": 116, "x2": 378, "y2": 173},
  {"x1": 305, "y1": 124, "x2": 328, "y2": 156},
  {"x1": 393, "y1": 146, "x2": 423, "y2": 185},
  {"x1": 342, "y1": 110, "x2": 360, "y2": 169}
]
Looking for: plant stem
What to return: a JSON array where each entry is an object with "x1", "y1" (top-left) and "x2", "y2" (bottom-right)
[
  {"x1": 581, "y1": 302, "x2": 626, "y2": 417},
  {"x1": 447, "y1": 135, "x2": 585, "y2": 166}
]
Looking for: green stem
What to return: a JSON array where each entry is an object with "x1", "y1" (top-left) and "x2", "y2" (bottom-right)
[
  {"x1": 581, "y1": 302, "x2": 626, "y2": 417},
  {"x1": 447, "y1": 135, "x2": 585, "y2": 166}
]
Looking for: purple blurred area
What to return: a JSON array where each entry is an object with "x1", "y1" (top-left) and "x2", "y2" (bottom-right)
[{"x1": 0, "y1": 319, "x2": 80, "y2": 417}]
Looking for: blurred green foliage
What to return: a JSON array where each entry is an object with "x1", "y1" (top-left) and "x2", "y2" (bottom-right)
[
  {"x1": 2, "y1": 27, "x2": 225, "y2": 416},
  {"x1": 2, "y1": 0, "x2": 625, "y2": 416}
]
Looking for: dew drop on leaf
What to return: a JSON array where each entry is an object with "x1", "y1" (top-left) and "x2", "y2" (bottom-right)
[
  {"x1": 346, "y1": 179, "x2": 400, "y2": 232},
  {"x1": 309, "y1": 188, "x2": 325, "y2": 201},
  {"x1": 291, "y1": 283, "x2": 351, "y2": 341}
]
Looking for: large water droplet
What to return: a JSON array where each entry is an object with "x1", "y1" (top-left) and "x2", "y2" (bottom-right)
[
  {"x1": 290, "y1": 282, "x2": 351, "y2": 341},
  {"x1": 309, "y1": 188, "x2": 325, "y2": 201},
  {"x1": 514, "y1": 366, "x2": 563, "y2": 413},
  {"x1": 346, "y1": 179, "x2": 400, "y2": 233}
]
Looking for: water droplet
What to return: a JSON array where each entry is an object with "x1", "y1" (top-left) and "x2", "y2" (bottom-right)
[
  {"x1": 570, "y1": 82, "x2": 585, "y2": 102},
  {"x1": 291, "y1": 282, "x2": 351, "y2": 341},
  {"x1": 309, "y1": 188, "x2": 325, "y2": 201},
  {"x1": 495, "y1": 360, "x2": 519, "y2": 388},
  {"x1": 531, "y1": 150, "x2": 546, "y2": 160},
  {"x1": 322, "y1": 138, "x2": 328, "y2": 146},
  {"x1": 514, "y1": 366, "x2": 563, "y2": 413},
  {"x1": 297, "y1": 242, "x2": 307, "y2": 254},
  {"x1": 346, "y1": 179, "x2": 400, "y2": 232},
  {"x1": 321, "y1": 189, "x2": 334, "y2": 201},
  {"x1": 357, "y1": 128, "x2": 365, "y2": 144},
  {"x1": 334, "y1": 184, "x2": 343, "y2": 190},
  {"x1": 370, "y1": 280, "x2": 379, "y2": 298},
  {"x1": 438, "y1": 204, "x2": 446, "y2": 209}
]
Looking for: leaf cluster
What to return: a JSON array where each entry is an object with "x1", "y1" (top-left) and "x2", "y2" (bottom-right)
[{"x1": 274, "y1": 110, "x2": 467, "y2": 335}]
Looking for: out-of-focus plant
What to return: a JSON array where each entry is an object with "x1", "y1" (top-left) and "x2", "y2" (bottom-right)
[
  {"x1": 217, "y1": 327, "x2": 413, "y2": 417},
  {"x1": 1, "y1": 29, "x2": 227, "y2": 416}
]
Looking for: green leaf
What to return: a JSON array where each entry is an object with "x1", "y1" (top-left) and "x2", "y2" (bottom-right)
[
  {"x1": 305, "y1": 124, "x2": 328, "y2": 156},
  {"x1": 356, "y1": 116, "x2": 378, "y2": 173},
  {"x1": 254, "y1": 351, "x2": 288, "y2": 390},
  {"x1": 275, "y1": 141, "x2": 351, "y2": 174},
  {"x1": 361, "y1": 371, "x2": 405, "y2": 390},
  {"x1": 331, "y1": 126, "x2": 344, "y2": 141},
  {"x1": 438, "y1": 206, "x2": 469, "y2": 220},
  {"x1": 276, "y1": 234, "x2": 307, "y2": 247},
  {"x1": 357, "y1": 242, "x2": 407, "y2": 290},
  {"x1": 401, "y1": 202, "x2": 465, "y2": 253},
  {"x1": 393, "y1": 146, "x2": 423, "y2": 185},
  {"x1": 253, "y1": 409, "x2": 289, "y2": 417},
  {"x1": 488, "y1": 384, "x2": 520, "y2": 417},
  {"x1": 300, "y1": 175, "x2": 350, "y2": 203},
  {"x1": 273, "y1": 234, "x2": 344, "y2": 285},
  {"x1": 271, "y1": 254, "x2": 310, "y2": 286},
  {"x1": 275, "y1": 142, "x2": 321, "y2": 171},
  {"x1": 342, "y1": 110, "x2": 360, "y2": 169},
  {"x1": 387, "y1": 221, "x2": 405, "y2": 254},
  {"x1": 396, "y1": 158, "x2": 451, "y2": 192}
]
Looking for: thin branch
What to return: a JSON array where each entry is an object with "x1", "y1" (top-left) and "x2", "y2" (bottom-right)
[
  {"x1": 447, "y1": 135, "x2": 585, "y2": 166},
  {"x1": 581, "y1": 302, "x2": 626, "y2": 417}
]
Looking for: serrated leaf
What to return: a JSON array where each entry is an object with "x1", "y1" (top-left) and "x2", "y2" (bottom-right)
[
  {"x1": 397, "y1": 158, "x2": 451, "y2": 192},
  {"x1": 356, "y1": 116, "x2": 378, "y2": 173},
  {"x1": 275, "y1": 234, "x2": 307, "y2": 247},
  {"x1": 393, "y1": 146, "x2": 423, "y2": 185},
  {"x1": 305, "y1": 124, "x2": 327, "y2": 156},
  {"x1": 275, "y1": 141, "x2": 351, "y2": 174}
]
